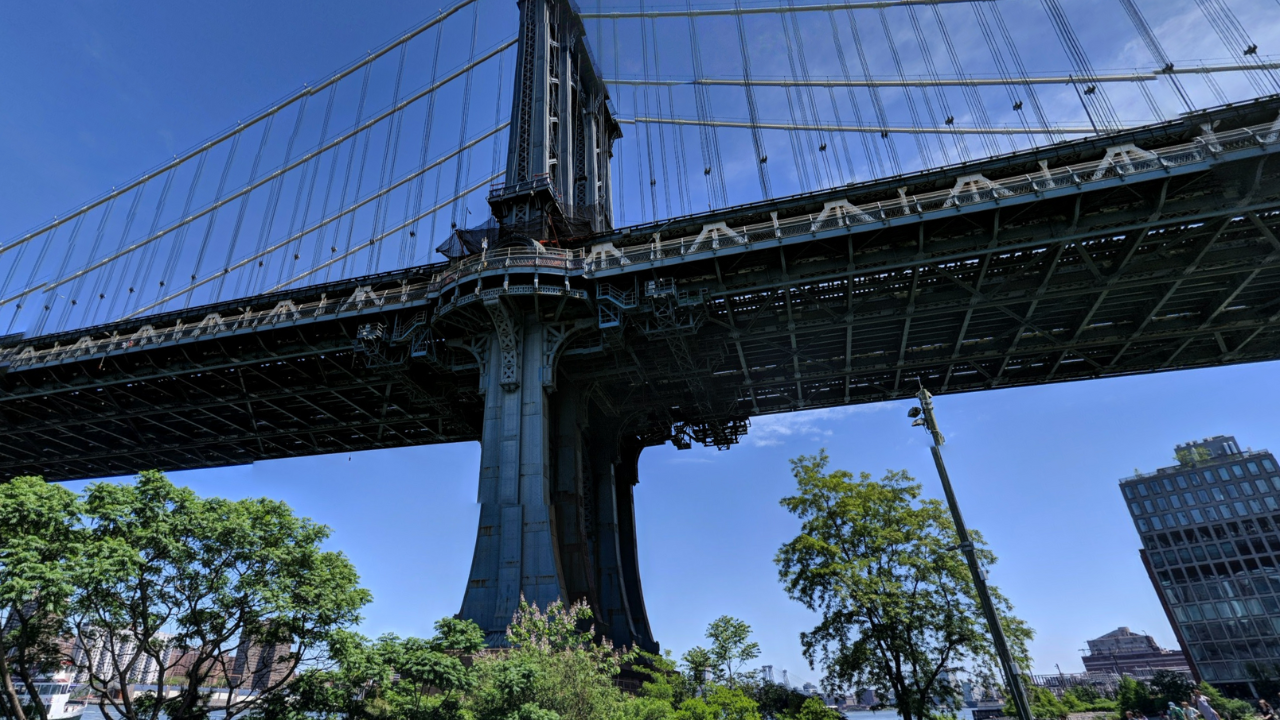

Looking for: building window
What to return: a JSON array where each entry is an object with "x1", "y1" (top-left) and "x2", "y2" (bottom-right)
[
  {"x1": 1233, "y1": 465, "x2": 1246, "y2": 479},
  {"x1": 1132, "y1": 502, "x2": 1143, "y2": 516},
  {"x1": 1166, "y1": 513, "x2": 1178, "y2": 528},
  {"x1": 1248, "y1": 462, "x2": 1261, "y2": 476},
  {"x1": 1165, "y1": 478, "x2": 1175, "y2": 492},
  {"x1": 1139, "y1": 484, "x2": 1150, "y2": 496},
  {"x1": 1146, "y1": 500, "x2": 1156, "y2": 513},
  {"x1": 1206, "y1": 506, "x2": 1220, "y2": 521},
  {"x1": 1264, "y1": 459, "x2": 1276, "y2": 472},
  {"x1": 1193, "y1": 545, "x2": 1208, "y2": 561},
  {"x1": 1242, "y1": 483, "x2": 1256, "y2": 497},
  {"x1": 1256, "y1": 480, "x2": 1270, "y2": 494},
  {"x1": 1152, "y1": 480, "x2": 1164, "y2": 495},
  {"x1": 1177, "y1": 475, "x2": 1189, "y2": 489},
  {"x1": 1200, "y1": 490, "x2": 1211, "y2": 503},
  {"x1": 1227, "y1": 485, "x2": 1240, "y2": 499},
  {"x1": 1139, "y1": 518, "x2": 1150, "y2": 531},
  {"x1": 1213, "y1": 488, "x2": 1226, "y2": 501},
  {"x1": 1185, "y1": 492, "x2": 1197, "y2": 506},
  {"x1": 1207, "y1": 543, "x2": 1222, "y2": 559},
  {"x1": 1158, "y1": 498, "x2": 1170, "y2": 511},
  {"x1": 1193, "y1": 509, "x2": 1206, "y2": 522},
  {"x1": 1235, "y1": 502, "x2": 1249, "y2": 517},
  {"x1": 1172, "y1": 495, "x2": 1183, "y2": 509},
  {"x1": 1220, "y1": 468, "x2": 1232, "y2": 481},
  {"x1": 1153, "y1": 516, "x2": 1165, "y2": 530},
  {"x1": 1192, "y1": 472, "x2": 1204, "y2": 486},
  {"x1": 1125, "y1": 485, "x2": 1136, "y2": 499},
  {"x1": 1221, "y1": 504, "x2": 1235, "y2": 519},
  {"x1": 1251, "y1": 500, "x2": 1265, "y2": 514},
  {"x1": 1178, "y1": 512, "x2": 1191, "y2": 526},
  {"x1": 1266, "y1": 497, "x2": 1278, "y2": 512}
]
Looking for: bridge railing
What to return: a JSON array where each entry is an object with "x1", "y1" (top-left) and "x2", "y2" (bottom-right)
[
  {"x1": 583, "y1": 119, "x2": 1280, "y2": 273},
  {"x1": 429, "y1": 246, "x2": 585, "y2": 288}
]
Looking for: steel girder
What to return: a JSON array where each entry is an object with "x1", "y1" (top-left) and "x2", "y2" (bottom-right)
[{"x1": 3, "y1": 98, "x2": 1280, "y2": 481}]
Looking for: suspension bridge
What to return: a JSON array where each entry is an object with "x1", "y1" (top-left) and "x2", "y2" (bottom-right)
[{"x1": 3, "y1": 0, "x2": 1280, "y2": 649}]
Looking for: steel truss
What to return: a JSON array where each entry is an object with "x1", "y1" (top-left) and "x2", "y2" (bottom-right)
[{"x1": 2, "y1": 97, "x2": 1279, "y2": 480}]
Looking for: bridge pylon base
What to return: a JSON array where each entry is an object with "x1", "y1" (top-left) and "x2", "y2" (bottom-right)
[{"x1": 458, "y1": 301, "x2": 656, "y2": 652}]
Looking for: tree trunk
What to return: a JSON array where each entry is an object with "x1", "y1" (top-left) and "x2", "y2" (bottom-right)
[{"x1": 0, "y1": 651, "x2": 29, "y2": 720}]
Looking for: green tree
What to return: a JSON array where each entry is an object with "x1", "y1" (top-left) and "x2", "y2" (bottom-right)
[
  {"x1": 69, "y1": 471, "x2": 370, "y2": 720},
  {"x1": 793, "y1": 696, "x2": 842, "y2": 720},
  {"x1": 1116, "y1": 676, "x2": 1156, "y2": 716},
  {"x1": 469, "y1": 598, "x2": 631, "y2": 720},
  {"x1": 1150, "y1": 671, "x2": 1196, "y2": 708},
  {"x1": 1195, "y1": 682, "x2": 1254, "y2": 720},
  {"x1": 750, "y1": 682, "x2": 809, "y2": 719},
  {"x1": 1005, "y1": 685, "x2": 1069, "y2": 719},
  {"x1": 0, "y1": 477, "x2": 82, "y2": 720},
  {"x1": 775, "y1": 452, "x2": 1032, "y2": 720},
  {"x1": 673, "y1": 686, "x2": 761, "y2": 720},
  {"x1": 703, "y1": 617, "x2": 760, "y2": 690}
]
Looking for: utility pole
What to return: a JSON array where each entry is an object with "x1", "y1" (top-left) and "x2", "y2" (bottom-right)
[{"x1": 908, "y1": 387, "x2": 1034, "y2": 720}]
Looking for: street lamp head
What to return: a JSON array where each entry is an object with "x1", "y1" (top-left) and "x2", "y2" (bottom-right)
[{"x1": 907, "y1": 406, "x2": 922, "y2": 418}]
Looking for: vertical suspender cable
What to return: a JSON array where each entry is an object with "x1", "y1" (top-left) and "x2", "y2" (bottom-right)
[
  {"x1": 1116, "y1": 0, "x2": 1193, "y2": 113},
  {"x1": 1193, "y1": 0, "x2": 1280, "y2": 94},
  {"x1": 733, "y1": 0, "x2": 773, "y2": 200},
  {"x1": 779, "y1": 20, "x2": 816, "y2": 193},
  {"x1": 327, "y1": 63, "x2": 373, "y2": 282},
  {"x1": 878, "y1": 8, "x2": 937, "y2": 168},
  {"x1": 368, "y1": 42, "x2": 411, "y2": 275},
  {"x1": 113, "y1": 170, "x2": 175, "y2": 321},
  {"x1": 828, "y1": 11, "x2": 879, "y2": 180},
  {"x1": 281, "y1": 84, "x2": 337, "y2": 287},
  {"x1": 905, "y1": 5, "x2": 964, "y2": 163},
  {"x1": 685, "y1": 0, "x2": 728, "y2": 209},
  {"x1": 786, "y1": 2, "x2": 841, "y2": 187},
  {"x1": 846, "y1": 8, "x2": 902, "y2": 175},
  {"x1": 930, "y1": 4, "x2": 1001, "y2": 159},
  {"x1": 215, "y1": 116, "x2": 274, "y2": 297},
  {"x1": 56, "y1": 199, "x2": 117, "y2": 330},
  {"x1": 406, "y1": 24, "x2": 446, "y2": 265},
  {"x1": 638, "y1": 4, "x2": 670, "y2": 218},
  {"x1": 970, "y1": 4, "x2": 1036, "y2": 150},
  {"x1": 1039, "y1": 0, "x2": 1121, "y2": 131},
  {"x1": 449, "y1": 4, "x2": 482, "y2": 231},
  {"x1": 612, "y1": 18, "x2": 628, "y2": 223},
  {"x1": 650, "y1": 16, "x2": 691, "y2": 216},
  {"x1": 88, "y1": 185, "x2": 144, "y2": 325},
  {"x1": 33, "y1": 215, "x2": 86, "y2": 336},
  {"x1": 988, "y1": 3, "x2": 1063, "y2": 143},
  {"x1": 244, "y1": 94, "x2": 312, "y2": 296},
  {"x1": 338, "y1": 68, "x2": 382, "y2": 279},
  {"x1": 159, "y1": 146, "x2": 212, "y2": 302}
]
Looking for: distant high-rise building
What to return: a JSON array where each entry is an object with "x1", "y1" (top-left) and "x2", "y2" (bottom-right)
[
  {"x1": 1081, "y1": 627, "x2": 1190, "y2": 676},
  {"x1": 69, "y1": 629, "x2": 177, "y2": 685},
  {"x1": 1120, "y1": 435, "x2": 1280, "y2": 695},
  {"x1": 231, "y1": 630, "x2": 293, "y2": 693}
]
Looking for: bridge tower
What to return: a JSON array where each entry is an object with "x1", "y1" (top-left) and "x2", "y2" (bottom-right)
[
  {"x1": 453, "y1": 0, "x2": 652, "y2": 650},
  {"x1": 486, "y1": 0, "x2": 620, "y2": 242}
]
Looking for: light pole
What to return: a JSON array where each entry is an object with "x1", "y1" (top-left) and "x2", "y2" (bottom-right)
[{"x1": 908, "y1": 386, "x2": 1034, "y2": 720}]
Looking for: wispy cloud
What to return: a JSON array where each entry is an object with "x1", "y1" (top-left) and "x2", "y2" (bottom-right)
[{"x1": 748, "y1": 403, "x2": 898, "y2": 447}]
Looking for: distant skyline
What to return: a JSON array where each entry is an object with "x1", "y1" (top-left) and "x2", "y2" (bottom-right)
[{"x1": 5, "y1": 0, "x2": 1280, "y2": 688}]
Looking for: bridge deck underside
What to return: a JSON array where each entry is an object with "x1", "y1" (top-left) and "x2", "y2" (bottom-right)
[{"x1": 4, "y1": 108, "x2": 1280, "y2": 481}]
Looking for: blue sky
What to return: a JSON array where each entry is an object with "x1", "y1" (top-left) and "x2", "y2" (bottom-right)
[{"x1": 4, "y1": 0, "x2": 1280, "y2": 686}]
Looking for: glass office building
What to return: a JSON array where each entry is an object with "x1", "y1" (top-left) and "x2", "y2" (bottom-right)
[{"x1": 1120, "y1": 435, "x2": 1280, "y2": 695}]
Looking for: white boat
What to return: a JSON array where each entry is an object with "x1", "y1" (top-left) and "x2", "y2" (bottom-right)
[{"x1": 12, "y1": 671, "x2": 87, "y2": 720}]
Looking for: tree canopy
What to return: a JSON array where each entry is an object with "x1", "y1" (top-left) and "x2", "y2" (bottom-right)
[{"x1": 775, "y1": 451, "x2": 1032, "y2": 720}]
